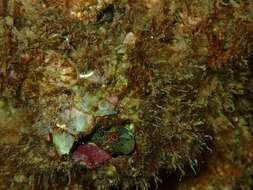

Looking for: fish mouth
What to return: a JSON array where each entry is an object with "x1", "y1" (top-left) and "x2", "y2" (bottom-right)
[{"x1": 71, "y1": 143, "x2": 112, "y2": 169}]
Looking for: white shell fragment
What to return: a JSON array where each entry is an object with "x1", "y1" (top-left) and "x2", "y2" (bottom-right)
[
  {"x1": 79, "y1": 71, "x2": 104, "y2": 83},
  {"x1": 79, "y1": 71, "x2": 94, "y2": 79},
  {"x1": 123, "y1": 32, "x2": 137, "y2": 47},
  {"x1": 52, "y1": 131, "x2": 74, "y2": 155}
]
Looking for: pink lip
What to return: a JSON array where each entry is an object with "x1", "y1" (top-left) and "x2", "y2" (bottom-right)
[{"x1": 72, "y1": 143, "x2": 111, "y2": 169}]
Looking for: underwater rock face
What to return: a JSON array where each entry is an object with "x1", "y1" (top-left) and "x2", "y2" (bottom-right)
[
  {"x1": 72, "y1": 144, "x2": 111, "y2": 169},
  {"x1": 1, "y1": 0, "x2": 253, "y2": 190}
]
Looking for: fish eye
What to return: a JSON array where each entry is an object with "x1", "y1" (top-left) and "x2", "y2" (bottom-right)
[{"x1": 109, "y1": 132, "x2": 119, "y2": 141}]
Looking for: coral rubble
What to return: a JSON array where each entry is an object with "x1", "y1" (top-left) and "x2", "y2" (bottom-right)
[{"x1": 1, "y1": 0, "x2": 253, "y2": 189}]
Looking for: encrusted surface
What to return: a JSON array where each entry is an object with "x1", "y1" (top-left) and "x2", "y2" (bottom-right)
[{"x1": 1, "y1": 0, "x2": 253, "y2": 189}]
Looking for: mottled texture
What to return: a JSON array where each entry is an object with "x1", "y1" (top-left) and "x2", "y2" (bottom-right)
[
  {"x1": 72, "y1": 144, "x2": 111, "y2": 169},
  {"x1": 0, "y1": 0, "x2": 253, "y2": 190}
]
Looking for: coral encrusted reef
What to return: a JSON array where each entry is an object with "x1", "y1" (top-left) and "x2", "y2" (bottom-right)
[{"x1": 1, "y1": 0, "x2": 253, "y2": 189}]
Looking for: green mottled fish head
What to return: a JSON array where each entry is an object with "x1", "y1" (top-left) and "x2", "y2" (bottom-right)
[
  {"x1": 111, "y1": 126, "x2": 135, "y2": 155},
  {"x1": 91, "y1": 128, "x2": 107, "y2": 146},
  {"x1": 91, "y1": 124, "x2": 135, "y2": 155}
]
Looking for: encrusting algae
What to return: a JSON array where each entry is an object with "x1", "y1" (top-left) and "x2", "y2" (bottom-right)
[{"x1": 1, "y1": 0, "x2": 253, "y2": 189}]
